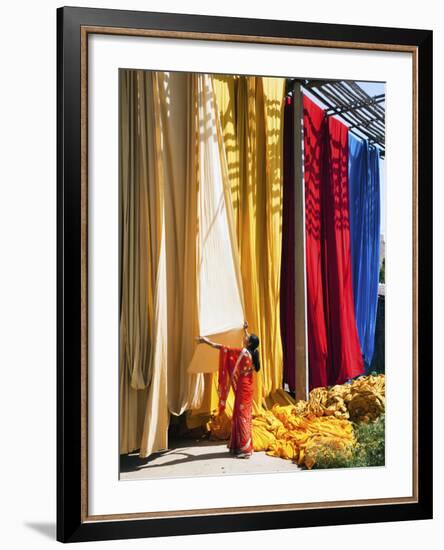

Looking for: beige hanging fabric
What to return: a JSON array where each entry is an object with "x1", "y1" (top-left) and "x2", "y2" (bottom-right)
[
  {"x1": 158, "y1": 72, "x2": 205, "y2": 417},
  {"x1": 120, "y1": 71, "x2": 205, "y2": 457},
  {"x1": 119, "y1": 70, "x2": 169, "y2": 455}
]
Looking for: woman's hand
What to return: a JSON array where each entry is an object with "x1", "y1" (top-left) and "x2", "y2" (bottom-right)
[
  {"x1": 196, "y1": 335, "x2": 222, "y2": 349},
  {"x1": 243, "y1": 321, "x2": 249, "y2": 329}
]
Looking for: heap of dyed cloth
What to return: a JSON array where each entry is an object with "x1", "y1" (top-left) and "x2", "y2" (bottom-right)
[
  {"x1": 292, "y1": 374, "x2": 385, "y2": 422},
  {"x1": 208, "y1": 374, "x2": 385, "y2": 469},
  {"x1": 253, "y1": 409, "x2": 355, "y2": 469}
]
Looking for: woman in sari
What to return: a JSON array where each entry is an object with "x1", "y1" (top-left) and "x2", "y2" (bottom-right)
[{"x1": 196, "y1": 322, "x2": 260, "y2": 458}]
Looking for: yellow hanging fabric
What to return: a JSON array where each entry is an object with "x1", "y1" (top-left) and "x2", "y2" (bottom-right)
[
  {"x1": 189, "y1": 75, "x2": 286, "y2": 426},
  {"x1": 212, "y1": 76, "x2": 242, "y2": 228},
  {"x1": 261, "y1": 77, "x2": 286, "y2": 394},
  {"x1": 214, "y1": 75, "x2": 285, "y2": 406}
]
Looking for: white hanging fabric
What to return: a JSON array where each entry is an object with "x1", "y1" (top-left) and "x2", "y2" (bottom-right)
[{"x1": 188, "y1": 75, "x2": 246, "y2": 374}]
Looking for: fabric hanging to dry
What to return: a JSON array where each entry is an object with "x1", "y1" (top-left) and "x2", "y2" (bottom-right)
[
  {"x1": 187, "y1": 76, "x2": 246, "y2": 425},
  {"x1": 159, "y1": 72, "x2": 205, "y2": 419},
  {"x1": 323, "y1": 115, "x2": 364, "y2": 385},
  {"x1": 120, "y1": 70, "x2": 209, "y2": 457},
  {"x1": 280, "y1": 95, "x2": 296, "y2": 392},
  {"x1": 303, "y1": 95, "x2": 364, "y2": 389},
  {"x1": 303, "y1": 95, "x2": 330, "y2": 389},
  {"x1": 119, "y1": 70, "x2": 169, "y2": 456},
  {"x1": 189, "y1": 75, "x2": 286, "y2": 424},
  {"x1": 214, "y1": 75, "x2": 285, "y2": 405},
  {"x1": 348, "y1": 134, "x2": 381, "y2": 367},
  {"x1": 120, "y1": 71, "x2": 295, "y2": 455},
  {"x1": 187, "y1": 74, "x2": 246, "y2": 376},
  {"x1": 195, "y1": 75, "x2": 245, "y2": 339},
  {"x1": 120, "y1": 70, "x2": 253, "y2": 455}
]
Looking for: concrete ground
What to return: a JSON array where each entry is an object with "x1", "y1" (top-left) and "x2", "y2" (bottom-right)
[{"x1": 120, "y1": 437, "x2": 301, "y2": 480}]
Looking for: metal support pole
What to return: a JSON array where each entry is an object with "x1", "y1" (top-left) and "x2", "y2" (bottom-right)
[{"x1": 292, "y1": 81, "x2": 309, "y2": 401}]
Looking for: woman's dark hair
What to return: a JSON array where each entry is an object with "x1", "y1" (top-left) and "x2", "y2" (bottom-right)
[{"x1": 247, "y1": 333, "x2": 260, "y2": 372}]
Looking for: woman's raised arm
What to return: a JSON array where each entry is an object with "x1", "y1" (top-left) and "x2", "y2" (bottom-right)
[{"x1": 195, "y1": 336, "x2": 223, "y2": 350}]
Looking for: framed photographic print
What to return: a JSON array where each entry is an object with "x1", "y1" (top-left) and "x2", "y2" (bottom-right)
[{"x1": 57, "y1": 6, "x2": 433, "y2": 543}]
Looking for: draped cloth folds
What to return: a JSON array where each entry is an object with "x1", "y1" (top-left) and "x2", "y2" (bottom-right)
[
  {"x1": 119, "y1": 70, "x2": 169, "y2": 455},
  {"x1": 213, "y1": 75, "x2": 285, "y2": 409},
  {"x1": 187, "y1": 74, "x2": 246, "y2": 376},
  {"x1": 303, "y1": 96, "x2": 364, "y2": 389},
  {"x1": 120, "y1": 71, "x2": 286, "y2": 455},
  {"x1": 303, "y1": 96, "x2": 329, "y2": 389},
  {"x1": 324, "y1": 115, "x2": 364, "y2": 385},
  {"x1": 160, "y1": 72, "x2": 204, "y2": 417},
  {"x1": 120, "y1": 71, "x2": 205, "y2": 457},
  {"x1": 348, "y1": 134, "x2": 381, "y2": 367},
  {"x1": 195, "y1": 75, "x2": 245, "y2": 338}
]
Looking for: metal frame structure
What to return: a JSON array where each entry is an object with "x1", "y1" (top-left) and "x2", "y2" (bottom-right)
[{"x1": 288, "y1": 78, "x2": 386, "y2": 157}]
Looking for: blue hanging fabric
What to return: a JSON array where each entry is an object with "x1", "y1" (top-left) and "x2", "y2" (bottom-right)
[{"x1": 348, "y1": 134, "x2": 381, "y2": 368}]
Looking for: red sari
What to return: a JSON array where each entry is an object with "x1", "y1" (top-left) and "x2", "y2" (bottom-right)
[{"x1": 218, "y1": 346, "x2": 254, "y2": 455}]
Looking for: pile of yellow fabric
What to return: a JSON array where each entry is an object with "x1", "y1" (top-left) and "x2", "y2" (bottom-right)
[
  {"x1": 207, "y1": 374, "x2": 385, "y2": 469},
  {"x1": 252, "y1": 407, "x2": 356, "y2": 469},
  {"x1": 292, "y1": 374, "x2": 385, "y2": 423}
]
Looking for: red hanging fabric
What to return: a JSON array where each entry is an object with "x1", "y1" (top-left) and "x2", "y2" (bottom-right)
[
  {"x1": 303, "y1": 96, "x2": 329, "y2": 389},
  {"x1": 323, "y1": 116, "x2": 364, "y2": 385},
  {"x1": 303, "y1": 96, "x2": 364, "y2": 389}
]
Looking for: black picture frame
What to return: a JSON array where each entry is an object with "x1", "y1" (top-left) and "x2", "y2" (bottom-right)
[{"x1": 57, "y1": 5, "x2": 433, "y2": 543}]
